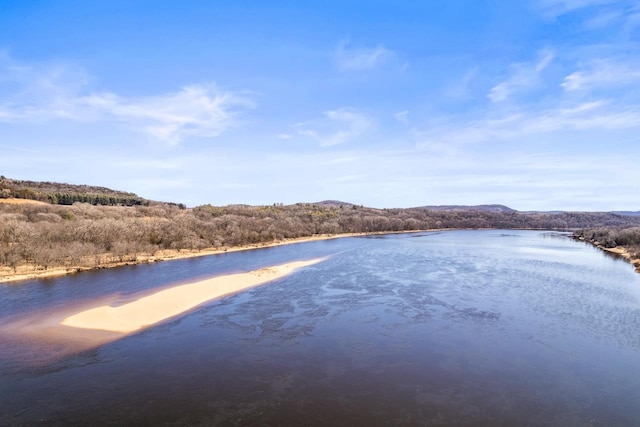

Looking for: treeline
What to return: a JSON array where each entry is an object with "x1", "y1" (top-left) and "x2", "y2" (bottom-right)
[
  {"x1": 2, "y1": 200, "x2": 640, "y2": 273},
  {"x1": 573, "y1": 227, "x2": 640, "y2": 250},
  {"x1": 573, "y1": 227, "x2": 640, "y2": 270},
  {"x1": 0, "y1": 177, "x2": 149, "y2": 207}
]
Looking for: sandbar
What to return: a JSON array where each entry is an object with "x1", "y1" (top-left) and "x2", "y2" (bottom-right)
[{"x1": 61, "y1": 258, "x2": 325, "y2": 333}]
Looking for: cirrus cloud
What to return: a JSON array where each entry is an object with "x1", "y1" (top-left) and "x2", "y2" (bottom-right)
[
  {"x1": 488, "y1": 49, "x2": 555, "y2": 103},
  {"x1": 0, "y1": 54, "x2": 254, "y2": 145},
  {"x1": 335, "y1": 41, "x2": 395, "y2": 71},
  {"x1": 562, "y1": 58, "x2": 640, "y2": 91},
  {"x1": 297, "y1": 107, "x2": 372, "y2": 147}
]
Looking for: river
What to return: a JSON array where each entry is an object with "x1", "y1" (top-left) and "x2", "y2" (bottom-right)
[{"x1": 2, "y1": 230, "x2": 640, "y2": 426}]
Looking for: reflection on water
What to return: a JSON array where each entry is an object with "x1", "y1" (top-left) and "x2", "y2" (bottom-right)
[{"x1": 2, "y1": 230, "x2": 640, "y2": 426}]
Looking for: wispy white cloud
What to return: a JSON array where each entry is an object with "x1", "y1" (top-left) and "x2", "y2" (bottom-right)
[
  {"x1": 562, "y1": 58, "x2": 640, "y2": 91},
  {"x1": 325, "y1": 156, "x2": 357, "y2": 165},
  {"x1": 0, "y1": 53, "x2": 91, "y2": 121},
  {"x1": 394, "y1": 110, "x2": 409, "y2": 125},
  {"x1": 559, "y1": 99, "x2": 608, "y2": 114},
  {"x1": 536, "y1": 0, "x2": 619, "y2": 19},
  {"x1": 335, "y1": 41, "x2": 394, "y2": 71},
  {"x1": 0, "y1": 51, "x2": 89, "y2": 97},
  {"x1": 488, "y1": 49, "x2": 554, "y2": 102},
  {"x1": 536, "y1": 0, "x2": 640, "y2": 38},
  {"x1": 0, "y1": 55, "x2": 254, "y2": 144},
  {"x1": 298, "y1": 108, "x2": 372, "y2": 146},
  {"x1": 81, "y1": 85, "x2": 253, "y2": 145},
  {"x1": 446, "y1": 67, "x2": 478, "y2": 99},
  {"x1": 624, "y1": 6, "x2": 640, "y2": 34},
  {"x1": 418, "y1": 100, "x2": 640, "y2": 147},
  {"x1": 583, "y1": 9, "x2": 625, "y2": 28}
]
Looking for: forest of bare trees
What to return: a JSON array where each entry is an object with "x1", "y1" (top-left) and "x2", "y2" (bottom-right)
[
  {"x1": 573, "y1": 226, "x2": 640, "y2": 258},
  {"x1": 3, "y1": 197, "x2": 640, "y2": 275}
]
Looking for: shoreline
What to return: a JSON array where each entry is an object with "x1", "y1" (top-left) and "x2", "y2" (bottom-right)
[
  {"x1": 0, "y1": 228, "x2": 577, "y2": 284},
  {"x1": 598, "y1": 246, "x2": 640, "y2": 272},
  {"x1": 0, "y1": 229, "x2": 439, "y2": 284},
  {"x1": 574, "y1": 236, "x2": 640, "y2": 272}
]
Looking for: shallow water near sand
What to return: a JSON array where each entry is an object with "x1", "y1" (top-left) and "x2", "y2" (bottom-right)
[{"x1": 2, "y1": 230, "x2": 640, "y2": 426}]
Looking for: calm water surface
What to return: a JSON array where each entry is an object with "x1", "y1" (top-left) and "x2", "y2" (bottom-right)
[{"x1": 2, "y1": 230, "x2": 640, "y2": 426}]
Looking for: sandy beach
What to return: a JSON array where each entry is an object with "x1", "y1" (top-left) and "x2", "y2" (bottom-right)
[
  {"x1": 61, "y1": 257, "x2": 326, "y2": 333},
  {"x1": 599, "y1": 245, "x2": 640, "y2": 271},
  {"x1": 575, "y1": 236, "x2": 640, "y2": 272}
]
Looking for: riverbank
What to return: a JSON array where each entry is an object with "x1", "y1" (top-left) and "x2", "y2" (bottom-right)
[
  {"x1": 0, "y1": 230, "x2": 436, "y2": 284},
  {"x1": 574, "y1": 236, "x2": 640, "y2": 272}
]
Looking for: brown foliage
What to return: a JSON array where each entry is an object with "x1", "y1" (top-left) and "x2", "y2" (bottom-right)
[{"x1": 2, "y1": 200, "x2": 640, "y2": 272}]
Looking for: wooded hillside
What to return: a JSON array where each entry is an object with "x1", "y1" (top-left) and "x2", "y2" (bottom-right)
[
  {"x1": 574, "y1": 227, "x2": 640, "y2": 249},
  {"x1": 2, "y1": 181, "x2": 640, "y2": 275},
  {"x1": 0, "y1": 176, "x2": 151, "y2": 207}
]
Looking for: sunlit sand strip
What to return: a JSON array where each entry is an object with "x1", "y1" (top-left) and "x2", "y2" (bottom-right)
[
  {"x1": 61, "y1": 258, "x2": 326, "y2": 333},
  {"x1": 0, "y1": 197, "x2": 48, "y2": 205}
]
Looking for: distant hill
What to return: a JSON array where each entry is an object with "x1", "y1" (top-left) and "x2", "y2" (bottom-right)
[
  {"x1": 314, "y1": 200, "x2": 357, "y2": 208},
  {"x1": 610, "y1": 211, "x2": 640, "y2": 217},
  {"x1": 520, "y1": 210, "x2": 567, "y2": 215},
  {"x1": 315, "y1": 202, "x2": 517, "y2": 212},
  {"x1": 418, "y1": 204, "x2": 516, "y2": 213},
  {"x1": 2, "y1": 178, "x2": 141, "y2": 198},
  {"x1": 0, "y1": 176, "x2": 150, "y2": 207}
]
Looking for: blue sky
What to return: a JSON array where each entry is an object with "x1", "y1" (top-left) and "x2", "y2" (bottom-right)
[{"x1": 1, "y1": 0, "x2": 639, "y2": 210}]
